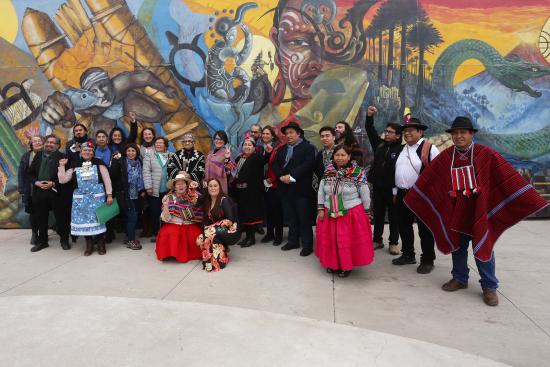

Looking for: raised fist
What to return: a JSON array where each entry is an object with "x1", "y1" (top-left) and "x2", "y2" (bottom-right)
[
  {"x1": 41, "y1": 91, "x2": 76, "y2": 128},
  {"x1": 58, "y1": 158, "x2": 69, "y2": 167},
  {"x1": 367, "y1": 106, "x2": 377, "y2": 116}
]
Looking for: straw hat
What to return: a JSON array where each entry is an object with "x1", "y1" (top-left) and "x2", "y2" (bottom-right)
[{"x1": 166, "y1": 171, "x2": 192, "y2": 190}]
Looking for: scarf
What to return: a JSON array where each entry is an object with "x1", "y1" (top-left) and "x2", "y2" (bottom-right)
[
  {"x1": 323, "y1": 161, "x2": 367, "y2": 218},
  {"x1": 284, "y1": 138, "x2": 303, "y2": 168},
  {"x1": 127, "y1": 158, "x2": 144, "y2": 199},
  {"x1": 74, "y1": 134, "x2": 89, "y2": 144}
]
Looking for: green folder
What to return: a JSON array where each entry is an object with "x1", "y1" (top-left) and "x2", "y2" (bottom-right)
[{"x1": 95, "y1": 198, "x2": 120, "y2": 224}]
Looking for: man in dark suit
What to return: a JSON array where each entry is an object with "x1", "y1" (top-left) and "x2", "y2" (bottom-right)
[
  {"x1": 272, "y1": 118, "x2": 316, "y2": 256},
  {"x1": 28, "y1": 134, "x2": 71, "y2": 252}
]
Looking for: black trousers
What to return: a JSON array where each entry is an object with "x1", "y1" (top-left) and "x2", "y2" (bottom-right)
[
  {"x1": 372, "y1": 185, "x2": 399, "y2": 245},
  {"x1": 396, "y1": 189, "x2": 435, "y2": 263},
  {"x1": 148, "y1": 192, "x2": 167, "y2": 236},
  {"x1": 282, "y1": 191, "x2": 313, "y2": 250},
  {"x1": 32, "y1": 189, "x2": 69, "y2": 245},
  {"x1": 264, "y1": 187, "x2": 283, "y2": 239}
]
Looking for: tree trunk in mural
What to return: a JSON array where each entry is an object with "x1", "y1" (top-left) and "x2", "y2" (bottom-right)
[
  {"x1": 386, "y1": 27, "x2": 395, "y2": 86},
  {"x1": 378, "y1": 31, "x2": 383, "y2": 85}
]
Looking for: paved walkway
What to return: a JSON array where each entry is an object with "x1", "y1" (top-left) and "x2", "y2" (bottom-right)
[{"x1": 0, "y1": 221, "x2": 549, "y2": 366}]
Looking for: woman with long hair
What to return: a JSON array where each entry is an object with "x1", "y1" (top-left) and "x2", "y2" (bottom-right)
[
  {"x1": 335, "y1": 121, "x2": 363, "y2": 166},
  {"x1": 109, "y1": 143, "x2": 146, "y2": 250},
  {"x1": 204, "y1": 130, "x2": 235, "y2": 194},
  {"x1": 260, "y1": 125, "x2": 284, "y2": 245},
  {"x1": 316, "y1": 144, "x2": 374, "y2": 277},
  {"x1": 58, "y1": 141, "x2": 113, "y2": 256},
  {"x1": 139, "y1": 127, "x2": 157, "y2": 158},
  {"x1": 197, "y1": 178, "x2": 240, "y2": 272},
  {"x1": 156, "y1": 172, "x2": 203, "y2": 262}
]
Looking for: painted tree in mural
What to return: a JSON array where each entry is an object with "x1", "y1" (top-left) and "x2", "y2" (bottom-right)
[{"x1": 408, "y1": 17, "x2": 443, "y2": 113}]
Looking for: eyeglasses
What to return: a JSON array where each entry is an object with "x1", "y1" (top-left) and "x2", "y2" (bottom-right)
[
  {"x1": 384, "y1": 130, "x2": 397, "y2": 134},
  {"x1": 182, "y1": 140, "x2": 194, "y2": 143}
]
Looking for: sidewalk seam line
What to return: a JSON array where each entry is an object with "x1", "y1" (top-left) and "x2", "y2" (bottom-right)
[
  {"x1": 332, "y1": 274, "x2": 336, "y2": 323},
  {"x1": 161, "y1": 261, "x2": 201, "y2": 300},
  {"x1": 0, "y1": 255, "x2": 82, "y2": 295}
]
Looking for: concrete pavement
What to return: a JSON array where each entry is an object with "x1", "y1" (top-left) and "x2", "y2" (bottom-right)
[{"x1": 0, "y1": 221, "x2": 549, "y2": 366}]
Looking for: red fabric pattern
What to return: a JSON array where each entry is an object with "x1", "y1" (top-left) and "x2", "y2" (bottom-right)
[
  {"x1": 315, "y1": 205, "x2": 374, "y2": 270},
  {"x1": 155, "y1": 223, "x2": 203, "y2": 262},
  {"x1": 404, "y1": 144, "x2": 548, "y2": 261}
]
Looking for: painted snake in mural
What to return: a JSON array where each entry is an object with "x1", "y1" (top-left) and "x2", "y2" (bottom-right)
[
  {"x1": 206, "y1": 2, "x2": 257, "y2": 104},
  {"x1": 433, "y1": 39, "x2": 550, "y2": 98},
  {"x1": 430, "y1": 39, "x2": 550, "y2": 160}
]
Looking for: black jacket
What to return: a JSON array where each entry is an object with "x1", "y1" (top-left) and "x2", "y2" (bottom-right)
[
  {"x1": 28, "y1": 150, "x2": 73, "y2": 198},
  {"x1": 365, "y1": 115, "x2": 402, "y2": 188},
  {"x1": 18, "y1": 151, "x2": 35, "y2": 211},
  {"x1": 272, "y1": 139, "x2": 316, "y2": 196},
  {"x1": 109, "y1": 157, "x2": 144, "y2": 210}
]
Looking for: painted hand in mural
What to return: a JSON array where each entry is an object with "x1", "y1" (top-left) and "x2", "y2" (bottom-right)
[{"x1": 21, "y1": 0, "x2": 211, "y2": 152}]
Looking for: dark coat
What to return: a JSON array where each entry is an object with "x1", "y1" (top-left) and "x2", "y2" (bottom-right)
[
  {"x1": 109, "y1": 157, "x2": 144, "y2": 210},
  {"x1": 167, "y1": 148, "x2": 205, "y2": 183},
  {"x1": 27, "y1": 150, "x2": 68, "y2": 199},
  {"x1": 18, "y1": 151, "x2": 35, "y2": 212},
  {"x1": 272, "y1": 139, "x2": 316, "y2": 197},
  {"x1": 365, "y1": 115, "x2": 402, "y2": 188},
  {"x1": 234, "y1": 153, "x2": 265, "y2": 224}
]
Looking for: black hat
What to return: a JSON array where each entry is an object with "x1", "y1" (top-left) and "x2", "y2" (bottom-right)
[
  {"x1": 401, "y1": 117, "x2": 428, "y2": 131},
  {"x1": 280, "y1": 117, "x2": 304, "y2": 136},
  {"x1": 445, "y1": 116, "x2": 478, "y2": 133}
]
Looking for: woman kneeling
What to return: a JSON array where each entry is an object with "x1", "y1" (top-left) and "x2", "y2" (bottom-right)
[
  {"x1": 316, "y1": 144, "x2": 374, "y2": 277},
  {"x1": 156, "y1": 172, "x2": 203, "y2": 262}
]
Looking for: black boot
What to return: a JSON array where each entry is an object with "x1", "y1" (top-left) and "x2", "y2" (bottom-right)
[
  {"x1": 30, "y1": 231, "x2": 38, "y2": 245},
  {"x1": 261, "y1": 229, "x2": 275, "y2": 243},
  {"x1": 84, "y1": 237, "x2": 94, "y2": 256},
  {"x1": 240, "y1": 228, "x2": 255, "y2": 248},
  {"x1": 97, "y1": 236, "x2": 106, "y2": 255},
  {"x1": 273, "y1": 227, "x2": 283, "y2": 246}
]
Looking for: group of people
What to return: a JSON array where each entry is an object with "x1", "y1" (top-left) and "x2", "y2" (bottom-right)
[{"x1": 18, "y1": 108, "x2": 548, "y2": 302}]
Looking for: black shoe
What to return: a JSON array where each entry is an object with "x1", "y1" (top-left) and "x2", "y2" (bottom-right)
[
  {"x1": 30, "y1": 232, "x2": 38, "y2": 245},
  {"x1": 326, "y1": 268, "x2": 337, "y2": 274},
  {"x1": 238, "y1": 237, "x2": 251, "y2": 247},
  {"x1": 338, "y1": 270, "x2": 352, "y2": 278},
  {"x1": 30, "y1": 243, "x2": 49, "y2": 252},
  {"x1": 241, "y1": 237, "x2": 256, "y2": 248},
  {"x1": 71, "y1": 235, "x2": 78, "y2": 243},
  {"x1": 273, "y1": 238, "x2": 283, "y2": 246},
  {"x1": 261, "y1": 235, "x2": 275, "y2": 243},
  {"x1": 256, "y1": 226, "x2": 265, "y2": 235},
  {"x1": 392, "y1": 254, "x2": 416, "y2": 265},
  {"x1": 417, "y1": 262, "x2": 434, "y2": 274},
  {"x1": 299, "y1": 248, "x2": 313, "y2": 257},
  {"x1": 61, "y1": 240, "x2": 71, "y2": 250},
  {"x1": 281, "y1": 243, "x2": 300, "y2": 251}
]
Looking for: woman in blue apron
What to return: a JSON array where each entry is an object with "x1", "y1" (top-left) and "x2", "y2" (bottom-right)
[{"x1": 58, "y1": 141, "x2": 113, "y2": 256}]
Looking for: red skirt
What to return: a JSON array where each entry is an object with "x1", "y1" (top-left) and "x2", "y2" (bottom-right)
[
  {"x1": 156, "y1": 223, "x2": 203, "y2": 263},
  {"x1": 315, "y1": 205, "x2": 374, "y2": 271}
]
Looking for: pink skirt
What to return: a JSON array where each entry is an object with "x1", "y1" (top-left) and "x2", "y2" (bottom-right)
[
  {"x1": 156, "y1": 223, "x2": 203, "y2": 263},
  {"x1": 315, "y1": 205, "x2": 374, "y2": 271}
]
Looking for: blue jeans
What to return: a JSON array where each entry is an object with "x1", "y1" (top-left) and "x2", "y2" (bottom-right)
[
  {"x1": 452, "y1": 234, "x2": 498, "y2": 290},
  {"x1": 126, "y1": 199, "x2": 140, "y2": 241}
]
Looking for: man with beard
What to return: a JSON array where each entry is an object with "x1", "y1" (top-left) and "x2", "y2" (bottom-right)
[
  {"x1": 167, "y1": 133, "x2": 205, "y2": 184},
  {"x1": 28, "y1": 135, "x2": 71, "y2": 252},
  {"x1": 364, "y1": 106, "x2": 402, "y2": 255},
  {"x1": 335, "y1": 121, "x2": 363, "y2": 166},
  {"x1": 65, "y1": 123, "x2": 90, "y2": 164}
]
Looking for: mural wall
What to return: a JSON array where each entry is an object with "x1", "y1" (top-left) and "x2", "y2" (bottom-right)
[{"x1": 0, "y1": 0, "x2": 549, "y2": 227}]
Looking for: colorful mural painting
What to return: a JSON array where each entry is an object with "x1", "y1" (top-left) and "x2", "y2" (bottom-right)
[{"x1": 0, "y1": 0, "x2": 549, "y2": 227}]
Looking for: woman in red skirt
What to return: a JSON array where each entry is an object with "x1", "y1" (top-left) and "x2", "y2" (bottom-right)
[
  {"x1": 316, "y1": 144, "x2": 374, "y2": 277},
  {"x1": 155, "y1": 172, "x2": 203, "y2": 262}
]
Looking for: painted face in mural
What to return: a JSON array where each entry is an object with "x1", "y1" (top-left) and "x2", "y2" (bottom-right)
[
  {"x1": 88, "y1": 79, "x2": 115, "y2": 108},
  {"x1": 271, "y1": 0, "x2": 327, "y2": 107}
]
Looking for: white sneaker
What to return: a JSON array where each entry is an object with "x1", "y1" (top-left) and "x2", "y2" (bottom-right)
[{"x1": 389, "y1": 244, "x2": 400, "y2": 255}]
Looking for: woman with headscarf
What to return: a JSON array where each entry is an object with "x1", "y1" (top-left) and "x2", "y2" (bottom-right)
[
  {"x1": 57, "y1": 141, "x2": 113, "y2": 256},
  {"x1": 156, "y1": 172, "x2": 203, "y2": 262},
  {"x1": 204, "y1": 130, "x2": 235, "y2": 195},
  {"x1": 316, "y1": 144, "x2": 374, "y2": 277}
]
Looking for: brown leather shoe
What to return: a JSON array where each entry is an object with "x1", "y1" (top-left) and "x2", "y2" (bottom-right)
[
  {"x1": 84, "y1": 238, "x2": 94, "y2": 256},
  {"x1": 441, "y1": 279, "x2": 468, "y2": 292},
  {"x1": 482, "y1": 289, "x2": 499, "y2": 306},
  {"x1": 97, "y1": 237, "x2": 106, "y2": 255}
]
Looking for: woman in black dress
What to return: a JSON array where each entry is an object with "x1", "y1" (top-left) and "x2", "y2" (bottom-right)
[{"x1": 234, "y1": 138, "x2": 265, "y2": 247}]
